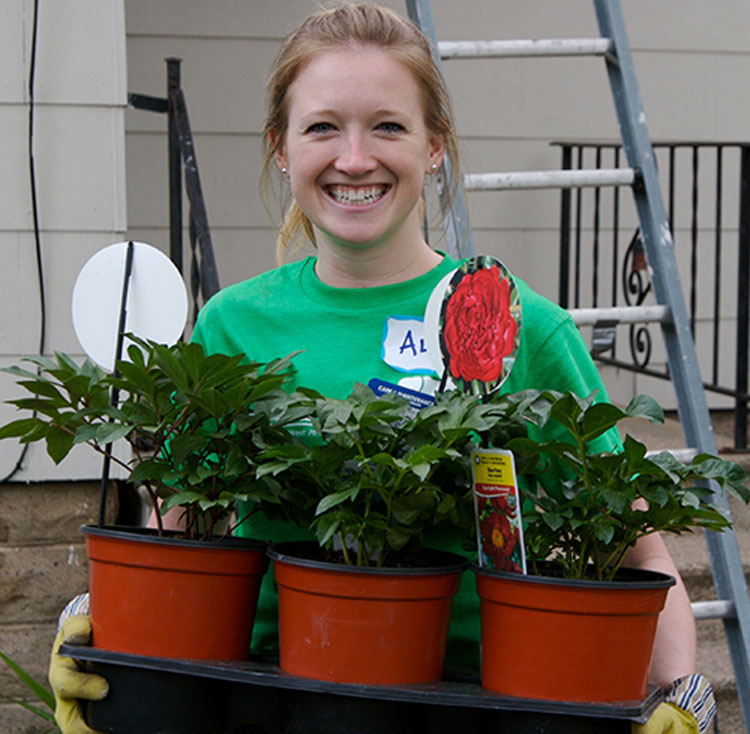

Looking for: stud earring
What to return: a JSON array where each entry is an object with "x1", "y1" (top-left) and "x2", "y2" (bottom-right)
[
  {"x1": 430, "y1": 163, "x2": 438, "y2": 173},
  {"x1": 281, "y1": 167, "x2": 288, "y2": 177}
]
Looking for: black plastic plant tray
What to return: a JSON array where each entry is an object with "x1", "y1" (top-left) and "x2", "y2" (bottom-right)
[{"x1": 61, "y1": 644, "x2": 662, "y2": 734}]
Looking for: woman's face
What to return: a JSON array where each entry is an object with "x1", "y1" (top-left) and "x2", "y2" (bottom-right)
[{"x1": 275, "y1": 46, "x2": 444, "y2": 254}]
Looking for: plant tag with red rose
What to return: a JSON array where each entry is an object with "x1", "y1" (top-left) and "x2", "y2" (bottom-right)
[
  {"x1": 472, "y1": 448, "x2": 526, "y2": 574},
  {"x1": 423, "y1": 256, "x2": 521, "y2": 396}
]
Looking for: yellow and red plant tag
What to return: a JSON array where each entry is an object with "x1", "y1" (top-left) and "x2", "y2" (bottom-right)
[{"x1": 471, "y1": 448, "x2": 526, "y2": 573}]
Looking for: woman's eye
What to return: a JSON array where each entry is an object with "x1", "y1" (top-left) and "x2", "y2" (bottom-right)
[
  {"x1": 305, "y1": 122, "x2": 335, "y2": 134},
  {"x1": 377, "y1": 122, "x2": 405, "y2": 134}
]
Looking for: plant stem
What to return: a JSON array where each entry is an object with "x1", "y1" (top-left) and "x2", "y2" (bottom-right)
[
  {"x1": 229, "y1": 504, "x2": 259, "y2": 535},
  {"x1": 141, "y1": 480, "x2": 163, "y2": 535},
  {"x1": 337, "y1": 532, "x2": 352, "y2": 565}
]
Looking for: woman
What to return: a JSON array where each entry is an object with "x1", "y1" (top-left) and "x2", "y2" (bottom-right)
[{"x1": 50, "y1": 4, "x2": 711, "y2": 733}]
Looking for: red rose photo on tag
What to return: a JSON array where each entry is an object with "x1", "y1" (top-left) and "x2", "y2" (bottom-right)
[{"x1": 424, "y1": 256, "x2": 521, "y2": 395}]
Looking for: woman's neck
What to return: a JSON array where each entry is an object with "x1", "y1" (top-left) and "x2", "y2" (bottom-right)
[{"x1": 314, "y1": 238, "x2": 442, "y2": 288}]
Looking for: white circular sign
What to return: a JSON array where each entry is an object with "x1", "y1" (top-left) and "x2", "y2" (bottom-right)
[{"x1": 72, "y1": 242, "x2": 188, "y2": 371}]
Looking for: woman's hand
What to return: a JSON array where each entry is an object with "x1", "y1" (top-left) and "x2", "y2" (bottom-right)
[
  {"x1": 632, "y1": 702, "x2": 699, "y2": 733},
  {"x1": 48, "y1": 615, "x2": 108, "y2": 734},
  {"x1": 633, "y1": 674, "x2": 716, "y2": 734}
]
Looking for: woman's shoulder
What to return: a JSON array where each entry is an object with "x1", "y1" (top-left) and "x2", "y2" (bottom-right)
[
  {"x1": 514, "y1": 276, "x2": 574, "y2": 334},
  {"x1": 201, "y1": 258, "x2": 313, "y2": 312}
]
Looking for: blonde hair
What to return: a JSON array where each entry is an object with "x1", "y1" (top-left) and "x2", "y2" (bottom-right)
[{"x1": 260, "y1": 1, "x2": 461, "y2": 263}]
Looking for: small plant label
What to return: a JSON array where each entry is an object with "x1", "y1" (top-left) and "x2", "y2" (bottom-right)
[{"x1": 472, "y1": 448, "x2": 526, "y2": 573}]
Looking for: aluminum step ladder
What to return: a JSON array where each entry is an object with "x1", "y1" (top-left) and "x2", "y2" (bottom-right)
[{"x1": 406, "y1": 0, "x2": 750, "y2": 728}]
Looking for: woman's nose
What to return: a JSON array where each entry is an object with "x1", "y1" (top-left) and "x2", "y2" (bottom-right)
[{"x1": 335, "y1": 132, "x2": 376, "y2": 176}]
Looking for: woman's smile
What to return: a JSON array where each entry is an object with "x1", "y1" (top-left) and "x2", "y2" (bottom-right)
[{"x1": 325, "y1": 184, "x2": 391, "y2": 207}]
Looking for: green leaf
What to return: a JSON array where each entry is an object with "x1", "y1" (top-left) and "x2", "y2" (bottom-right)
[
  {"x1": 315, "y1": 514, "x2": 340, "y2": 547},
  {"x1": 15, "y1": 379, "x2": 66, "y2": 401},
  {"x1": 0, "y1": 693, "x2": 58, "y2": 725},
  {"x1": 624, "y1": 394, "x2": 664, "y2": 424},
  {"x1": 541, "y1": 512, "x2": 563, "y2": 531},
  {"x1": 45, "y1": 428, "x2": 75, "y2": 464},
  {"x1": 580, "y1": 402, "x2": 626, "y2": 442},
  {"x1": 76, "y1": 423, "x2": 131, "y2": 446},
  {"x1": 594, "y1": 523, "x2": 615, "y2": 545},
  {"x1": 681, "y1": 491, "x2": 701, "y2": 509},
  {"x1": 160, "y1": 490, "x2": 206, "y2": 513},
  {"x1": 549, "y1": 392, "x2": 586, "y2": 435},
  {"x1": 0, "y1": 650, "x2": 56, "y2": 713},
  {"x1": 0, "y1": 418, "x2": 42, "y2": 440},
  {"x1": 316, "y1": 489, "x2": 357, "y2": 515},
  {"x1": 386, "y1": 525, "x2": 413, "y2": 551}
]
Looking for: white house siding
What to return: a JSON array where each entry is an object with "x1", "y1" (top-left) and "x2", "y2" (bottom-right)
[
  {"x1": 0, "y1": 1, "x2": 127, "y2": 480},
  {"x1": 121, "y1": 1, "x2": 750, "y2": 416},
  {"x1": 3, "y1": 1, "x2": 747, "y2": 481}
]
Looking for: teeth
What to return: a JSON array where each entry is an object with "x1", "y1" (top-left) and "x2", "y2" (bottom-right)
[{"x1": 328, "y1": 186, "x2": 387, "y2": 205}]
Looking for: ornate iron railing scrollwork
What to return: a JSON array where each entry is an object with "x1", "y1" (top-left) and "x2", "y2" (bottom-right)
[{"x1": 622, "y1": 228, "x2": 653, "y2": 369}]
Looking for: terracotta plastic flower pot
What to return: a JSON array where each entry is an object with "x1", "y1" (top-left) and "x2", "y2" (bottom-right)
[
  {"x1": 474, "y1": 565, "x2": 675, "y2": 703},
  {"x1": 83, "y1": 525, "x2": 268, "y2": 660},
  {"x1": 269, "y1": 542, "x2": 466, "y2": 685}
]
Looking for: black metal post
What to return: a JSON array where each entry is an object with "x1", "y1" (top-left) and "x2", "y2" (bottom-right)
[
  {"x1": 574, "y1": 146, "x2": 583, "y2": 308},
  {"x1": 167, "y1": 58, "x2": 183, "y2": 275},
  {"x1": 558, "y1": 146, "x2": 572, "y2": 309},
  {"x1": 712, "y1": 146, "x2": 723, "y2": 387},
  {"x1": 690, "y1": 146, "x2": 699, "y2": 336},
  {"x1": 170, "y1": 86, "x2": 220, "y2": 300},
  {"x1": 98, "y1": 241, "x2": 136, "y2": 527},
  {"x1": 592, "y1": 147, "x2": 602, "y2": 308},
  {"x1": 736, "y1": 147, "x2": 750, "y2": 450}
]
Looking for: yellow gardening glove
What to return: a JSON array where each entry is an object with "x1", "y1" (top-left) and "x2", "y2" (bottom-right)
[
  {"x1": 48, "y1": 615, "x2": 108, "y2": 734},
  {"x1": 632, "y1": 702, "x2": 700, "y2": 734}
]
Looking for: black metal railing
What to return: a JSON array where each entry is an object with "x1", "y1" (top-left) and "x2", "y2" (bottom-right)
[
  {"x1": 556, "y1": 140, "x2": 750, "y2": 451},
  {"x1": 128, "y1": 58, "x2": 220, "y2": 321}
]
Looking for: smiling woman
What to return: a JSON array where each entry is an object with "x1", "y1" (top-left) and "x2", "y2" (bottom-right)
[
  {"x1": 273, "y1": 45, "x2": 444, "y2": 282},
  {"x1": 47, "y1": 3, "x2": 708, "y2": 733}
]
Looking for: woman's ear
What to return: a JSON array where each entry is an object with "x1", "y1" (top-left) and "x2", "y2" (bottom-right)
[
  {"x1": 268, "y1": 130, "x2": 287, "y2": 173},
  {"x1": 274, "y1": 150, "x2": 288, "y2": 174},
  {"x1": 427, "y1": 134, "x2": 445, "y2": 172}
]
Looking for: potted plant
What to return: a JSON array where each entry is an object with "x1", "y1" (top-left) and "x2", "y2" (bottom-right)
[
  {"x1": 0, "y1": 338, "x2": 302, "y2": 660},
  {"x1": 473, "y1": 389, "x2": 750, "y2": 703},
  {"x1": 256, "y1": 383, "x2": 540, "y2": 685}
]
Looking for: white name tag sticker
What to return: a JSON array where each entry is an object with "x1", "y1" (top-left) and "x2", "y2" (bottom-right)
[{"x1": 381, "y1": 316, "x2": 435, "y2": 374}]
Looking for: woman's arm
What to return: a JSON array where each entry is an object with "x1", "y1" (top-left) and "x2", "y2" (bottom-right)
[
  {"x1": 624, "y1": 531, "x2": 697, "y2": 688},
  {"x1": 146, "y1": 505, "x2": 185, "y2": 531}
]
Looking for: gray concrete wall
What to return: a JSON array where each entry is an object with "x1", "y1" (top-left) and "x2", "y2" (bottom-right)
[{"x1": 0, "y1": 482, "x2": 117, "y2": 733}]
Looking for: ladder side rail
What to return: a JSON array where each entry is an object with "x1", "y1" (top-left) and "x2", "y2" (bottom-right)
[
  {"x1": 594, "y1": 1, "x2": 750, "y2": 726},
  {"x1": 405, "y1": 0, "x2": 475, "y2": 258}
]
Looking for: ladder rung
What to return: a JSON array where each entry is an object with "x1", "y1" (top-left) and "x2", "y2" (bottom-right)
[
  {"x1": 464, "y1": 168, "x2": 635, "y2": 191},
  {"x1": 692, "y1": 600, "x2": 736, "y2": 620},
  {"x1": 645, "y1": 448, "x2": 698, "y2": 463},
  {"x1": 438, "y1": 38, "x2": 614, "y2": 60},
  {"x1": 568, "y1": 305, "x2": 671, "y2": 326}
]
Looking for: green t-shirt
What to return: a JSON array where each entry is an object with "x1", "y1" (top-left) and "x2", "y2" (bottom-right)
[{"x1": 191, "y1": 254, "x2": 617, "y2": 668}]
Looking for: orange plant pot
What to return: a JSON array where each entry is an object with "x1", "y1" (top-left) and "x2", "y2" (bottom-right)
[
  {"x1": 83, "y1": 525, "x2": 268, "y2": 660},
  {"x1": 474, "y1": 565, "x2": 675, "y2": 703},
  {"x1": 269, "y1": 543, "x2": 466, "y2": 685}
]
